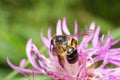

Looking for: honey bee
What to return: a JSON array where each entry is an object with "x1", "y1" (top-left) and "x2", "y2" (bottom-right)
[{"x1": 50, "y1": 29, "x2": 94, "y2": 67}]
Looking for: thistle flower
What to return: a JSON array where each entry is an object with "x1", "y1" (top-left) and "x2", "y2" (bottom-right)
[{"x1": 7, "y1": 18, "x2": 120, "y2": 80}]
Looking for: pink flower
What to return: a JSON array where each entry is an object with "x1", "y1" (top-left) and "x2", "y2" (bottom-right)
[{"x1": 7, "y1": 18, "x2": 120, "y2": 80}]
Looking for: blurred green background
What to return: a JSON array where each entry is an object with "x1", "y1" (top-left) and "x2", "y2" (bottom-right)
[{"x1": 0, "y1": 0, "x2": 120, "y2": 80}]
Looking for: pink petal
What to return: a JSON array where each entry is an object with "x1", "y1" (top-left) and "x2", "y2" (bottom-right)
[
  {"x1": 102, "y1": 37, "x2": 112, "y2": 53},
  {"x1": 40, "y1": 30, "x2": 50, "y2": 48},
  {"x1": 19, "y1": 59, "x2": 26, "y2": 68},
  {"x1": 26, "y1": 39, "x2": 42, "y2": 70},
  {"x1": 62, "y1": 17, "x2": 70, "y2": 35},
  {"x1": 99, "y1": 52, "x2": 109, "y2": 68},
  {"x1": 7, "y1": 57, "x2": 40, "y2": 73},
  {"x1": 112, "y1": 38, "x2": 120, "y2": 46},
  {"x1": 89, "y1": 22, "x2": 95, "y2": 30},
  {"x1": 74, "y1": 20, "x2": 78, "y2": 34},
  {"x1": 92, "y1": 26, "x2": 100, "y2": 47},
  {"x1": 32, "y1": 44, "x2": 48, "y2": 70},
  {"x1": 47, "y1": 27, "x2": 52, "y2": 40},
  {"x1": 56, "y1": 20, "x2": 62, "y2": 35},
  {"x1": 74, "y1": 20, "x2": 78, "y2": 40},
  {"x1": 78, "y1": 34, "x2": 93, "y2": 49}
]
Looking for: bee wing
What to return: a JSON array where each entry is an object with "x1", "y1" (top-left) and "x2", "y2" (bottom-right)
[{"x1": 67, "y1": 29, "x2": 94, "y2": 38}]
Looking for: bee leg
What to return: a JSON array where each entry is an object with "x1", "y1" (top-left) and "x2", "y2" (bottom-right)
[{"x1": 58, "y1": 55, "x2": 64, "y2": 68}]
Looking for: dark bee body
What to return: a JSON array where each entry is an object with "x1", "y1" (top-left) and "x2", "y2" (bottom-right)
[
  {"x1": 66, "y1": 47, "x2": 78, "y2": 64},
  {"x1": 51, "y1": 35, "x2": 78, "y2": 67}
]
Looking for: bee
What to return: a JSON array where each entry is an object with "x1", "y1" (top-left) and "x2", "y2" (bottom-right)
[
  {"x1": 50, "y1": 35, "x2": 78, "y2": 67},
  {"x1": 50, "y1": 29, "x2": 94, "y2": 67}
]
